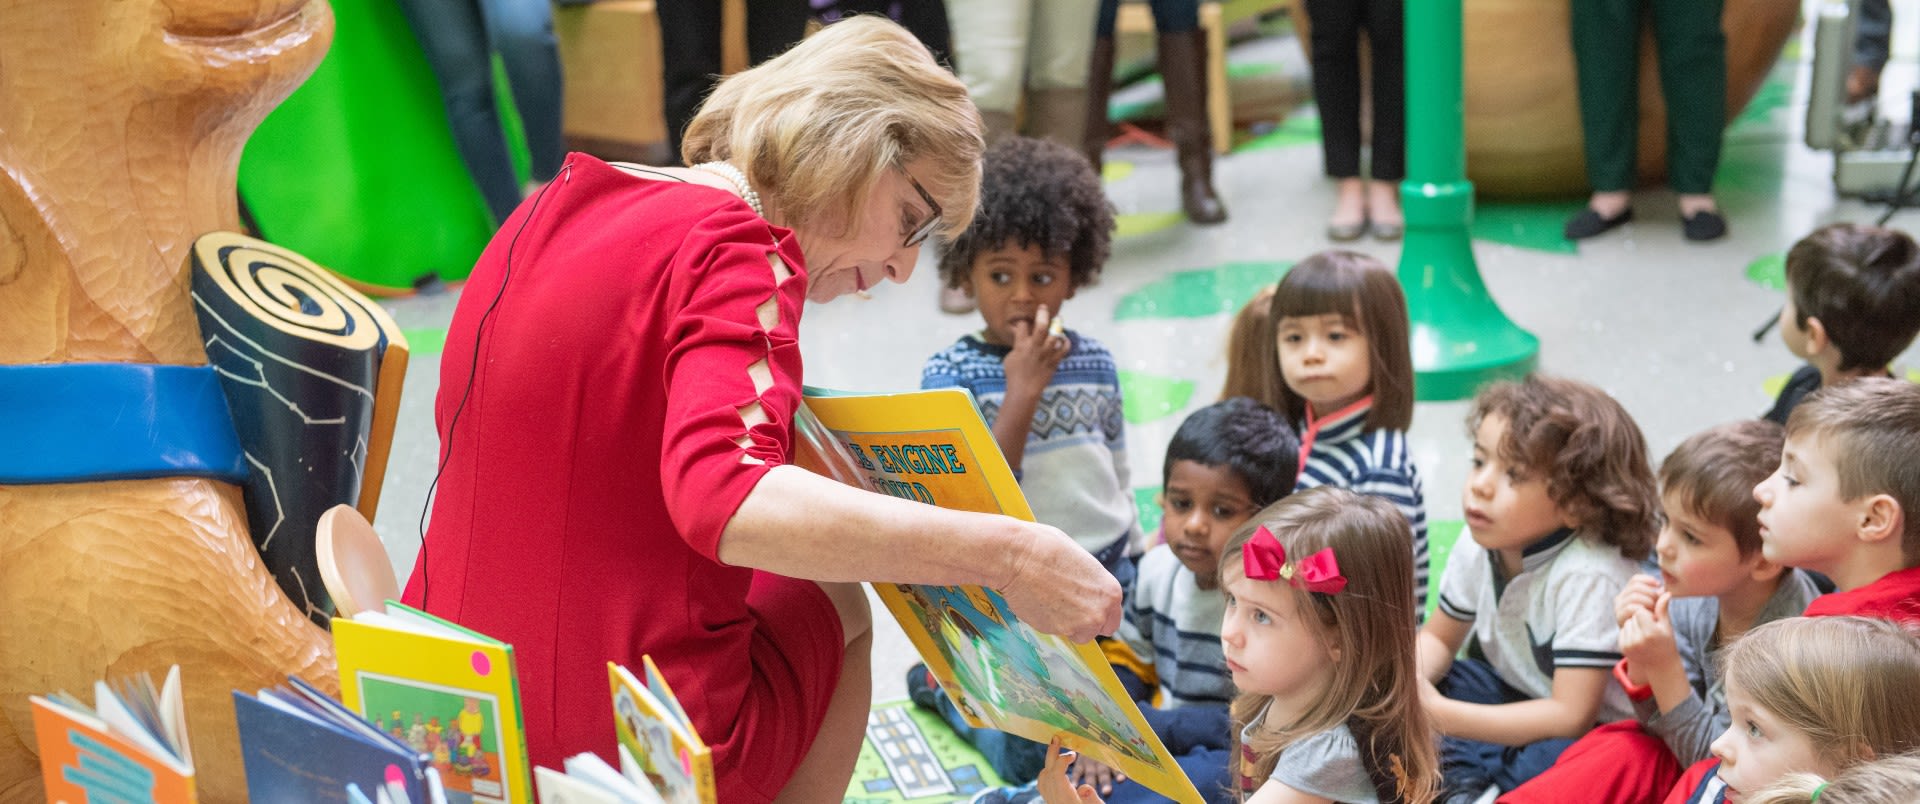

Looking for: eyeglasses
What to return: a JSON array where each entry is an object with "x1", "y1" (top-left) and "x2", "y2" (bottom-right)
[{"x1": 901, "y1": 168, "x2": 943, "y2": 249}]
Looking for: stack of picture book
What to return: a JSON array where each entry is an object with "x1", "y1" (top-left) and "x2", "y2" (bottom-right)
[{"x1": 30, "y1": 666, "x2": 196, "y2": 803}]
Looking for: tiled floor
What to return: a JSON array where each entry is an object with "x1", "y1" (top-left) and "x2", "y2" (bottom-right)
[{"x1": 367, "y1": 6, "x2": 1920, "y2": 706}]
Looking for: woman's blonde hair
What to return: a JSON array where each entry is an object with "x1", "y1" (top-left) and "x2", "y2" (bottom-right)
[
  {"x1": 1221, "y1": 487, "x2": 1437, "y2": 803},
  {"x1": 1746, "y1": 752, "x2": 1920, "y2": 804},
  {"x1": 1724, "y1": 617, "x2": 1920, "y2": 774},
  {"x1": 681, "y1": 15, "x2": 983, "y2": 239}
]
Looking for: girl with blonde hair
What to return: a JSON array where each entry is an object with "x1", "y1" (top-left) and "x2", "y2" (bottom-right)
[
  {"x1": 1665, "y1": 617, "x2": 1920, "y2": 803},
  {"x1": 1038, "y1": 487, "x2": 1440, "y2": 803}
]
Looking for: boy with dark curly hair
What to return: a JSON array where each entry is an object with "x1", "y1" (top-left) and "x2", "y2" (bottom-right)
[{"x1": 922, "y1": 136, "x2": 1138, "y2": 582}]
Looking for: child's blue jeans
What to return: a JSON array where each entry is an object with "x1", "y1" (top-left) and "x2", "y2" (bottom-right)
[{"x1": 1437, "y1": 659, "x2": 1577, "y2": 795}]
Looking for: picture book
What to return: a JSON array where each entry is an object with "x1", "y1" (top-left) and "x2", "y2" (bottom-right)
[
  {"x1": 334, "y1": 601, "x2": 529, "y2": 804},
  {"x1": 608, "y1": 658, "x2": 713, "y2": 804},
  {"x1": 796, "y1": 388, "x2": 1205, "y2": 804},
  {"x1": 30, "y1": 666, "x2": 195, "y2": 804},
  {"x1": 533, "y1": 749, "x2": 665, "y2": 804},
  {"x1": 233, "y1": 677, "x2": 448, "y2": 804}
]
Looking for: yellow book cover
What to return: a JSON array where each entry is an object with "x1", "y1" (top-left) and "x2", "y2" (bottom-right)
[
  {"x1": 333, "y1": 601, "x2": 529, "y2": 804},
  {"x1": 796, "y1": 387, "x2": 1205, "y2": 804},
  {"x1": 31, "y1": 693, "x2": 196, "y2": 804},
  {"x1": 607, "y1": 658, "x2": 714, "y2": 804}
]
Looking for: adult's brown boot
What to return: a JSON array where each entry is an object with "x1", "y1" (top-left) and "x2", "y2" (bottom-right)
[
  {"x1": 1083, "y1": 35, "x2": 1116, "y2": 174},
  {"x1": 1157, "y1": 29, "x2": 1226, "y2": 224},
  {"x1": 1026, "y1": 87, "x2": 1089, "y2": 151}
]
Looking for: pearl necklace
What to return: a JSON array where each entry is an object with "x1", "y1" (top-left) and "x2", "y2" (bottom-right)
[{"x1": 692, "y1": 161, "x2": 764, "y2": 218}]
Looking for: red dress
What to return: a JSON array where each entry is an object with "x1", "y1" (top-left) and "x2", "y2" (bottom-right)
[{"x1": 401, "y1": 154, "x2": 842, "y2": 802}]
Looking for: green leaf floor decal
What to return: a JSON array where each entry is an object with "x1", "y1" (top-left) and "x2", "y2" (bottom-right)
[
  {"x1": 1425, "y1": 520, "x2": 1463, "y2": 618},
  {"x1": 1118, "y1": 370, "x2": 1196, "y2": 425},
  {"x1": 1746, "y1": 252, "x2": 1786, "y2": 291},
  {"x1": 1114, "y1": 260, "x2": 1288, "y2": 320},
  {"x1": 1237, "y1": 109, "x2": 1321, "y2": 153},
  {"x1": 402, "y1": 327, "x2": 448, "y2": 356},
  {"x1": 1135, "y1": 486, "x2": 1163, "y2": 537},
  {"x1": 1470, "y1": 199, "x2": 1585, "y2": 255},
  {"x1": 1102, "y1": 160, "x2": 1136, "y2": 183}
]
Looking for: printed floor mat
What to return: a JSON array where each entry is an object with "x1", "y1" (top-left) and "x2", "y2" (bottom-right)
[{"x1": 846, "y1": 700, "x2": 1008, "y2": 803}]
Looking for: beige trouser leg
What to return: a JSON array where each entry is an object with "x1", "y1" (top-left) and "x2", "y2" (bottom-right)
[{"x1": 946, "y1": 0, "x2": 1033, "y2": 116}]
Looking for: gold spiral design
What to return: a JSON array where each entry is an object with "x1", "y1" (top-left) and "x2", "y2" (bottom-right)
[{"x1": 192, "y1": 231, "x2": 381, "y2": 351}]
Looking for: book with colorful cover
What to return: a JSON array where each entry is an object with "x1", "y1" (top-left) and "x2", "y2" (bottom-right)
[
  {"x1": 608, "y1": 658, "x2": 713, "y2": 804},
  {"x1": 232, "y1": 678, "x2": 445, "y2": 804},
  {"x1": 30, "y1": 666, "x2": 196, "y2": 804},
  {"x1": 795, "y1": 387, "x2": 1205, "y2": 804},
  {"x1": 333, "y1": 601, "x2": 529, "y2": 804}
]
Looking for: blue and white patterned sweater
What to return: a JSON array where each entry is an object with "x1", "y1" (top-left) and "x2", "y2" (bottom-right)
[{"x1": 921, "y1": 332, "x2": 1141, "y2": 557}]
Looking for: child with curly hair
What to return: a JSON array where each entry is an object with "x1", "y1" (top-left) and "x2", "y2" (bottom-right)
[
  {"x1": 923, "y1": 135, "x2": 1138, "y2": 583},
  {"x1": 1417, "y1": 374, "x2": 1660, "y2": 799}
]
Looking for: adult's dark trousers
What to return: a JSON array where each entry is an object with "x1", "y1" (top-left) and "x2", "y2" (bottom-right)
[
  {"x1": 1303, "y1": 0, "x2": 1404, "y2": 181},
  {"x1": 397, "y1": 0, "x2": 567, "y2": 224},
  {"x1": 657, "y1": 0, "x2": 811, "y2": 163},
  {"x1": 1570, "y1": 0, "x2": 1726, "y2": 194}
]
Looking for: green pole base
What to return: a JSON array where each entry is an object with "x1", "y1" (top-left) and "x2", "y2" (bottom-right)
[{"x1": 1399, "y1": 180, "x2": 1540, "y2": 401}]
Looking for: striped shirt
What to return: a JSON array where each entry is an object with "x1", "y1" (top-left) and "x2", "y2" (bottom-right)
[
  {"x1": 1117, "y1": 546, "x2": 1234, "y2": 710},
  {"x1": 1294, "y1": 398, "x2": 1430, "y2": 616}
]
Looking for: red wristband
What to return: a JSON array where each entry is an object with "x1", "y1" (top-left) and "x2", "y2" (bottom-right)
[{"x1": 1614, "y1": 658, "x2": 1654, "y2": 702}]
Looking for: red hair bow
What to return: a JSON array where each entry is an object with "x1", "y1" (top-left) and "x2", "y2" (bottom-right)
[{"x1": 1243, "y1": 525, "x2": 1348, "y2": 595}]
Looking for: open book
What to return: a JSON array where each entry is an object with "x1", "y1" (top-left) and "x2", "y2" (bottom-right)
[
  {"x1": 608, "y1": 658, "x2": 713, "y2": 804},
  {"x1": 333, "y1": 601, "x2": 530, "y2": 804},
  {"x1": 534, "y1": 748, "x2": 665, "y2": 804},
  {"x1": 796, "y1": 387, "x2": 1204, "y2": 804},
  {"x1": 31, "y1": 666, "x2": 195, "y2": 804}
]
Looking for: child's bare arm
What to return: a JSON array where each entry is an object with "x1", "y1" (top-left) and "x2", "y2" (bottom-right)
[
  {"x1": 1427, "y1": 667, "x2": 1609, "y2": 745},
  {"x1": 1417, "y1": 611, "x2": 1472, "y2": 683}
]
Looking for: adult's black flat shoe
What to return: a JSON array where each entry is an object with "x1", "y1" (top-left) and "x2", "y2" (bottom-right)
[
  {"x1": 1682, "y1": 208, "x2": 1728, "y2": 241},
  {"x1": 1563, "y1": 206, "x2": 1633, "y2": 240}
]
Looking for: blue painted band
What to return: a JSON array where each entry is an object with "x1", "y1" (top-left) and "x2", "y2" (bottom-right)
[{"x1": 0, "y1": 363, "x2": 248, "y2": 484}]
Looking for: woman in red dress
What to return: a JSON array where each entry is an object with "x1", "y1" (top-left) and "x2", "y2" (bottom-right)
[{"x1": 401, "y1": 17, "x2": 1123, "y2": 803}]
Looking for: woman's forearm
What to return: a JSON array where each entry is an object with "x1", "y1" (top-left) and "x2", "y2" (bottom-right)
[
  {"x1": 717, "y1": 465, "x2": 1123, "y2": 642},
  {"x1": 718, "y1": 465, "x2": 1020, "y2": 585}
]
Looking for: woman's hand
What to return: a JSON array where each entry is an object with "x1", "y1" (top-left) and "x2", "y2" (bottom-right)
[
  {"x1": 1036, "y1": 738, "x2": 1106, "y2": 804},
  {"x1": 997, "y1": 521, "x2": 1122, "y2": 644}
]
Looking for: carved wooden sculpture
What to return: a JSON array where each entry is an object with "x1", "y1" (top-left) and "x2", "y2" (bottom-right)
[{"x1": 0, "y1": 1, "x2": 339, "y2": 800}]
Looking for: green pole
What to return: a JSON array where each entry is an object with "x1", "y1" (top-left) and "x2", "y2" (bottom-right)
[{"x1": 1397, "y1": 0, "x2": 1538, "y2": 400}]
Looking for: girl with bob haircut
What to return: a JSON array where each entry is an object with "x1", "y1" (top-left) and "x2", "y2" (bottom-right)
[
  {"x1": 1668, "y1": 616, "x2": 1920, "y2": 802},
  {"x1": 404, "y1": 15, "x2": 1125, "y2": 804},
  {"x1": 1258, "y1": 250, "x2": 1428, "y2": 619},
  {"x1": 1035, "y1": 487, "x2": 1440, "y2": 803}
]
